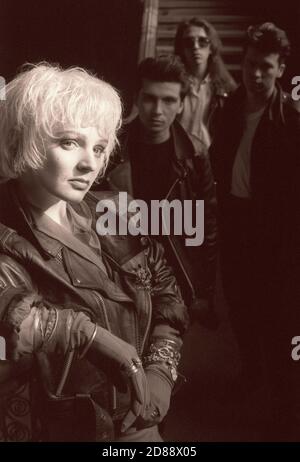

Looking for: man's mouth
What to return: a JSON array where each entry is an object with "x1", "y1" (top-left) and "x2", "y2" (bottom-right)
[{"x1": 150, "y1": 119, "x2": 164, "y2": 124}]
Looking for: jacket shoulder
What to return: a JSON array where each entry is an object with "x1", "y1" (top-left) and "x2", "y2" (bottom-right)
[
  {"x1": 282, "y1": 91, "x2": 300, "y2": 115},
  {"x1": 281, "y1": 92, "x2": 300, "y2": 132}
]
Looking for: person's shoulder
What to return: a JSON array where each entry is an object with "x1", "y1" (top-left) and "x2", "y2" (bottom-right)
[
  {"x1": 282, "y1": 91, "x2": 300, "y2": 113},
  {"x1": 213, "y1": 75, "x2": 238, "y2": 98},
  {"x1": 281, "y1": 91, "x2": 300, "y2": 131}
]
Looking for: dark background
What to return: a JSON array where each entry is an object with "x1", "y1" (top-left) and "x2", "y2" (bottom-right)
[
  {"x1": 0, "y1": 1, "x2": 299, "y2": 111},
  {"x1": 249, "y1": 0, "x2": 300, "y2": 91},
  {"x1": 0, "y1": 0, "x2": 143, "y2": 113}
]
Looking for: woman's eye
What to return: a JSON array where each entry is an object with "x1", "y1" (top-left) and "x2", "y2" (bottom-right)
[
  {"x1": 60, "y1": 139, "x2": 78, "y2": 149},
  {"x1": 94, "y1": 145, "x2": 106, "y2": 157}
]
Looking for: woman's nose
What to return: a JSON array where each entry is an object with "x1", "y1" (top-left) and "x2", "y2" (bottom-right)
[{"x1": 77, "y1": 149, "x2": 98, "y2": 172}]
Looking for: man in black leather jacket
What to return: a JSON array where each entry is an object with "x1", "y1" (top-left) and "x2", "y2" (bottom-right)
[
  {"x1": 210, "y1": 23, "x2": 300, "y2": 439},
  {"x1": 99, "y1": 55, "x2": 218, "y2": 328}
]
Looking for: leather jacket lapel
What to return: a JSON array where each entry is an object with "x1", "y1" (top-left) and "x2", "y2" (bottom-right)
[{"x1": 32, "y1": 222, "x2": 132, "y2": 302}]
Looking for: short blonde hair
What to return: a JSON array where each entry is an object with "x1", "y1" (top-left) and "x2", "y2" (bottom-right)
[{"x1": 0, "y1": 63, "x2": 122, "y2": 179}]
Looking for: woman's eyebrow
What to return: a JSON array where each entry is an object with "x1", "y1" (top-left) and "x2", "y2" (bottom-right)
[
  {"x1": 54, "y1": 130, "x2": 82, "y2": 137},
  {"x1": 54, "y1": 130, "x2": 108, "y2": 144}
]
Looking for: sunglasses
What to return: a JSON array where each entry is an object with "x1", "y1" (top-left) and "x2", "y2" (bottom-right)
[{"x1": 182, "y1": 36, "x2": 211, "y2": 49}]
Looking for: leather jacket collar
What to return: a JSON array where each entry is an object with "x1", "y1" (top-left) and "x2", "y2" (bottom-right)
[
  {"x1": 111, "y1": 117, "x2": 197, "y2": 194},
  {"x1": 229, "y1": 82, "x2": 294, "y2": 127},
  {"x1": 119, "y1": 117, "x2": 196, "y2": 162}
]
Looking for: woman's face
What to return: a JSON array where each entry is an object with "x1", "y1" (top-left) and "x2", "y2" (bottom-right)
[{"x1": 22, "y1": 126, "x2": 108, "y2": 206}]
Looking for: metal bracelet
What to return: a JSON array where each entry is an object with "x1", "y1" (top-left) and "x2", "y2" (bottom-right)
[
  {"x1": 43, "y1": 307, "x2": 58, "y2": 345},
  {"x1": 33, "y1": 308, "x2": 42, "y2": 351},
  {"x1": 143, "y1": 340, "x2": 181, "y2": 381},
  {"x1": 123, "y1": 357, "x2": 142, "y2": 377},
  {"x1": 78, "y1": 323, "x2": 98, "y2": 360}
]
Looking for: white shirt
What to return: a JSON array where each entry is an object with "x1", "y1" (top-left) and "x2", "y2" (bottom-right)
[
  {"x1": 178, "y1": 74, "x2": 212, "y2": 152},
  {"x1": 231, "y1": 107, "x2": 265, "y2": 198}
]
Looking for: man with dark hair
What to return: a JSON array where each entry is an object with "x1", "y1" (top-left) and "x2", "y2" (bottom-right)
[
  {"x1": 101, "y1": 55, "x2": 218, "y2": 329},
  {"x1": 210, "y1": 22, "x2": 300, "y2": 439},
  {"x1": 174, "y1": 17, "x2": 236, "y2": 152}
]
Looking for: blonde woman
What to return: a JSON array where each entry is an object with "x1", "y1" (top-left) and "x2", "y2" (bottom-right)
[{"x1": 0, "y1": 64, "x2": 188, "y2": 442}]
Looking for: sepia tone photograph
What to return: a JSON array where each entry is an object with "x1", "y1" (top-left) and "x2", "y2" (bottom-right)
[{"x1": 0, "y1": 0, "x2": 299, "y2": 444}]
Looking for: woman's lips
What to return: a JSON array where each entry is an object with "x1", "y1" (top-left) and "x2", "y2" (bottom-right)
[{"x1": 69, "y1": 179, "x2": 90, "y2": 190}]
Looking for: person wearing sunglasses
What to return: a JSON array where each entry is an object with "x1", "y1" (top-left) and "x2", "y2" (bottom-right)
[{"x1": 174, "y1": 17, "x2": 236, "y2": 154}]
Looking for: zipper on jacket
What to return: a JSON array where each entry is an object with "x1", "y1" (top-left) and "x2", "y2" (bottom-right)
[
  {"x1": 163, "y1": 172, "x2": 196, "y2": 299},
  {"x1": 99, "y1": 250, "x2": 153, "y2": 353},
  {"x1": 55, "y1": 251, "x2": 63, "y2": 264},
  {"x1": 92, "y1": 290, "x2": 117, "y2": 412},
  {"x1": 133, "y1": 309, "x2": 141, "y2": 357},
  {"x1": 139, "y1": 289, "x2": 152, "y2": 355}
]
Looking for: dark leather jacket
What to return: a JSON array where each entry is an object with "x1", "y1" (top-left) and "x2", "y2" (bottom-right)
[
  {"x1": 0, "y1": 181, "x2": 188, "y2": 441},
  {"x1": 207, "y1": 79, "x2": 237, "y2": 142},
  {"x1": 210, "y1": 83, "x2": 300, "y2": 277},
  {"x1": 99, "y1": 119, "x2": 218, "y2": 312}
]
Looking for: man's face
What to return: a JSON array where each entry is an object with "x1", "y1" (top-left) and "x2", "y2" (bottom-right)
[
  {"x1": 137, "y1": 79, "x2": 183, "y2": 137},
  {"x1": 243, "y1": 46, "x2": 285, "y2": 98},
  {"x1": 181, "y1": 26, "x2": 211, "y2": 71}
]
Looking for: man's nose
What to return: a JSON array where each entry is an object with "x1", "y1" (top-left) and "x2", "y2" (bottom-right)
[
  {"x1": 192, "y1": 38, "x2": 200, "y2": 50},
  {"x1": 253, "y1": 67, "x2": 262, "y2": 79},
  {"x1": 77, "y1": 148, "x2": 98, "y2": 172},
  {"x1": 153, "y1": 100, "x2": 163, "y2": 114}
]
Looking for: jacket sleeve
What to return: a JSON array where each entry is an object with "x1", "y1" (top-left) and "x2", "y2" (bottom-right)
[
  {"x1": 140, "y1": 237, "x2": 188, "y2": 403},
  {"x1": 144, "y1": 236, "x2": 189, "y2": 343},
  {"x1": 192, "y1": 152, "x2": 218, "y2": 302},
  {"x1": 0, "y1": 255, "x2": 95, "y2": 362}
]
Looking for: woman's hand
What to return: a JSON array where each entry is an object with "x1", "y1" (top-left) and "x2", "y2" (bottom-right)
[
  {"x1": 134, "y1": 364, "x2": 172, "y2": 429},
  {"x1": 89, "y1": 327, "x2": 151, "y2": 431}
]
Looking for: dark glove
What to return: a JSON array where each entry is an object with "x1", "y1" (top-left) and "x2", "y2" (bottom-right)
[
  {"x1": 12, "y1": 305, "x2": 150, "y2": 433},
  {"x1": 43, "y1": 311, "x2": 151, "y2": 433},
  {"x1": 90, "y1": 326, "x2": 150, "y2": 433},
  {"x1": 189, "y1": 297, "x2": 219, "y2": 330},
  {"x1": 135, "y1": 363, "x2": 173, "y2": 429}
]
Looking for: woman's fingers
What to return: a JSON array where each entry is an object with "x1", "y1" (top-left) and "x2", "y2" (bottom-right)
[
  {"x1": 121, "y1": 368, "x2": 150, "y2": 433},
  {"x1": 130, "y1": 372, "x2": 143, "y2": 404},
  {"x1": 121, "y1": 401, "x2": 141, "y2": 432}
]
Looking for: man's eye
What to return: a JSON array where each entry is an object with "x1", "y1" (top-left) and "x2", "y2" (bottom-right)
[
  {"x1": 262, "y1": 64, "x2": 272, "y2": 71},
  {"x1": 164, "y1": 98, "x2": 176, "y2": 104},
  {"x1": 60, "y1": 139, "x2": 78, "y2": 149}
]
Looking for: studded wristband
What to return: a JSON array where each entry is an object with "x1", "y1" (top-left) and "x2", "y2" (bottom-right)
[{"x1": 143, "y1": 338, "x2": 181, "y2": 382}]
